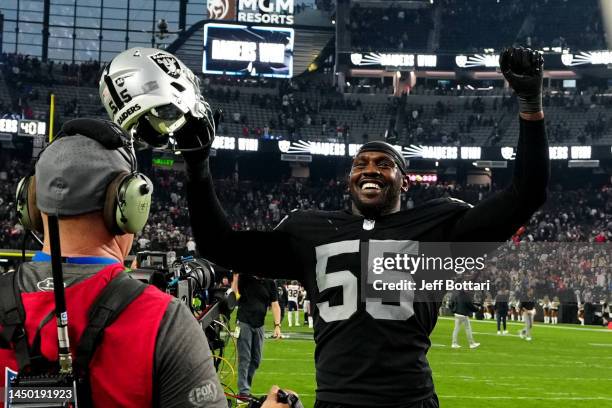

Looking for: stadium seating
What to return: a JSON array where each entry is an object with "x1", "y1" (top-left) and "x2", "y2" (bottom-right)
[
  {"x1": 3, "y1": 65, "x2": 612, "y2": 146},
  {"x1": 349, "y1": 4, "x2": 433, "y2": 52},
  {"x1": 348, "y1": 0, "x2": 605, "y2": 53}
]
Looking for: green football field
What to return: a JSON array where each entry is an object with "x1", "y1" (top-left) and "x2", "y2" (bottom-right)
[{"x1": 223, "y1": 315, "x2": 612, "y2": 408}]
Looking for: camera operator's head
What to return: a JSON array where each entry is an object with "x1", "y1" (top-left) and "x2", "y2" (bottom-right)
[{"x1": 16, "y1": 119, "x2": 153, "y2": 262}]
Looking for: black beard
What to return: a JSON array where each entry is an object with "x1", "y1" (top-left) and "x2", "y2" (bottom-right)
[{"x1": 351, "y1": 186, "x2": 401, "y2": 219}]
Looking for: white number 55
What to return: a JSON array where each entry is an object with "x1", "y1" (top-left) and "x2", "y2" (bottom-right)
[{"x1": 315, "y1": 240, "x2": 414, "y2": 322}]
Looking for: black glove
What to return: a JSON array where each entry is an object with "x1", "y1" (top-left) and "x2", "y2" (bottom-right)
[{"x1": 500, "y1": 47, "x2": 544, "y2": 114}]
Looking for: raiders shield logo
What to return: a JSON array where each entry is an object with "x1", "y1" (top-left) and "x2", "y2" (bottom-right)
[{"x1": 150, "y1": 53, "x2": 182, "y2": 79}]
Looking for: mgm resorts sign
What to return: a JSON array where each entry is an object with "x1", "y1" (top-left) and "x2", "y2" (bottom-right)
[{"x1": 207, "y1": 0, "x2": 295, "y2": 25}]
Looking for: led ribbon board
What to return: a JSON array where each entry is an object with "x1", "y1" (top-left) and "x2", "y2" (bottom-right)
[
  {"x1": 0, "y1": 119, "x2": 47, "y2": 137},
  {"x1": 203, "y1": 23, "x2": 294, "y2": 78}
]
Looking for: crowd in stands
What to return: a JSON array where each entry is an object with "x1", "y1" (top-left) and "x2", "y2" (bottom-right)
[
  {"x1": 351, "y1": 0, "x2": 606, "y2": 53},
  {"x1": 3, "y1": 45, "x2": 612, "y2": 146},
  {"x1": 0, "y1": 53, "x2": 101, "y2": 88},
  {"x1": 2, "y1": 154, "x2": 612, "y2": 245},
  {"x1": 485, "y1": 242, "x2": 611, "y2": 311},
  {"x1": 185, "y1": 72, "x2": 612, "y2": 146},
  {"x1": 0, "y1": 154, "x2": 32, "y2": 251},
  {"x1": 349, "y1": 4, "x2": 433, "y2": 52},
  {"x1": 202, "y1": 73, "x2": 384, "y2": 142},
  {"x1": 1, "y1": 153, "x2": 611, "y2": 306},
  {"x1": 439, "y1": 0, "x2": 535, "y2": 52},
  {"x1": 3, "y1": 57, "x2": 612, "y2": 146},
  {"x1": 393, "y1": 89, "x2": 612, "y2": 146},
  {"x1": 0, "y1": 52, "x2": 102, "y2": 122},
  {"x1": 527, "y1": 0, "x2": 607, "y2": 51}
]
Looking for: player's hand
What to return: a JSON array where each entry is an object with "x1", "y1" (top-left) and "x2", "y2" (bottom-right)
[
  {"x1": 273, "y1": 325, "x2": 282, "y2": 339},
  {"x1": 500, "y1": 47, "x2": 544, "y2": 114}
]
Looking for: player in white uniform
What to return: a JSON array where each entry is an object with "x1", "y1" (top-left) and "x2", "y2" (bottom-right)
[{"x1": 286, "y1": 281, "x2": 301, "y2": 327}]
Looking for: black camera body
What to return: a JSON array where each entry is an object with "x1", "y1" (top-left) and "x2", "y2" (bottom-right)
[
  {"x1": 130, "y1": 251, "x2": 234, "y2": 316},
  {"x1": 246, "y1": 389, "x2": 304, "y2": 408},
  {"x1": 131, "y1": 251, "x2": 237, "y2": 366}
]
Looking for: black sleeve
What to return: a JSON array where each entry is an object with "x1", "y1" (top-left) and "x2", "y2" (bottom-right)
[
  {"x1": 185, "y1": 159, "x2": 301, "y2": 280},
  {"x1": 449, "y1": 118, "x2": 549, "y2": 241},
  {"x1": 268, "y1": 280, "x2": 279, "y2": 303},
  {"x1": 154, "y1": 298, "x2": 227, "y2": 408}
]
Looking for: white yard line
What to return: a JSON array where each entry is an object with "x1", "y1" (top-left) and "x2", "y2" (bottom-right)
[
  {"x1": 438, "y1": 317, "x2": 610, "y2": 333},
  {"x1": 439, "y1": 395, "x2": 612, "y2": 401},
  {"x1": 248, "y1": 393, "x2": 612, "y2": 400}
]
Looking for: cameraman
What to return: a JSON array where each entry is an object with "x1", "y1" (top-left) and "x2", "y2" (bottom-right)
[{"x1": 0, "y1": 121, "x2": 288, "y2": 408}]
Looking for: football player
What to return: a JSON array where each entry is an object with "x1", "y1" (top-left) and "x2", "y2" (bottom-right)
[
  {"x1": 141, "y1": 48, "x2": 548, "y2": 407},
  {"x1": 287, "y1": 280, "x2": 301, "y2": 327}
]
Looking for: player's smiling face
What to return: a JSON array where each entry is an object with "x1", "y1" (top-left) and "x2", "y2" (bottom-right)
[{"x1": 349, "y1": 151, "x2": 408, "y2": 218}]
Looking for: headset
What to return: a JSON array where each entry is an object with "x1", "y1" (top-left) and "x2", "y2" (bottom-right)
[{"x1": 15, "y1": 118, "x2": 153, "y2": 236}]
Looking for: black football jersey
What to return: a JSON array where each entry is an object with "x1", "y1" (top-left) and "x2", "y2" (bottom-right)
[{"x1": 274, "y1": 199, "x2": 470, "y2": 405}]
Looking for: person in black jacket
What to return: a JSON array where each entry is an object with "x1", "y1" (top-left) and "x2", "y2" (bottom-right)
[
  {"x1": 232, "y1": 273, "x2": 282, "y2": 398},
  {"x1": 450, "y1": 290, "x2": 481, "y2": 349},
  {"x1": 495, "y1": 288, "x2": 510, "y2": 335}
]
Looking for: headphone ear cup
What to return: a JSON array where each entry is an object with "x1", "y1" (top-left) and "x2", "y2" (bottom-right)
[
  {"x1": 104, "y1": 172, "x2": 131, "y2": 235},
  {"x1": 104, "y1": 172, "x2": 153, "y2": 235},
  {"x1": 16, "y1": 176, "x2": 43, "y2": 233}
]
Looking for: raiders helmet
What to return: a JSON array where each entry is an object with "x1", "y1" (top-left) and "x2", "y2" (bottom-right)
[{"x1": 99, "y1": 48, "x2": 209, "y2": 139}]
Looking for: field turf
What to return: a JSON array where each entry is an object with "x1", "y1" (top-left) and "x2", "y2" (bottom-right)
[{"x1": 225, "y1": 315, "x2": 612, "y2": 408}]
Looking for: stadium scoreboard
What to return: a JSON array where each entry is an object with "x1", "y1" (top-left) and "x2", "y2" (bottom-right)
[
  {"x1": 0, "y1": 118, "x2": 47, "y2": 137},
  {"x1": 203, "y1": 23, "x2": 294, "y2": 78}
]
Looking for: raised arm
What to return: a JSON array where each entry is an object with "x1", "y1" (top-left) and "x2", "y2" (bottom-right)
[
  {"x1": 184, "y1": 157, "x2": 298, "y2": 279},
  {"x1": 450, "y1": 48, "x2": 549, "y2": 241},
  {"x1": 136, "y1": 107, "x2": 300, "y2": 279}
]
